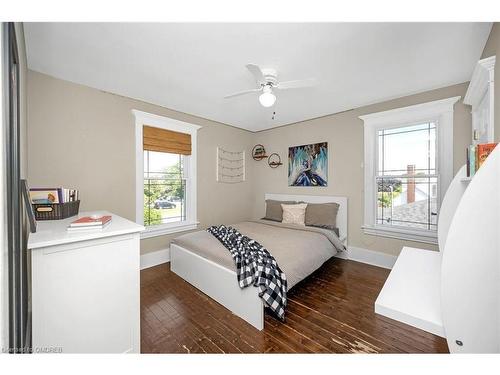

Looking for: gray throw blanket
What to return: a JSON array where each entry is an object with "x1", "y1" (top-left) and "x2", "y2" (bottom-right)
[{"x1": 207, "y1": 225, "x2": 287, "y2": 320}]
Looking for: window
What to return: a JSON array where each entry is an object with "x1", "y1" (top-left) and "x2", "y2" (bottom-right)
[
  {"x1": 134, "y1": 110, "x2": 201, "y2": 238},
  {"x1": 143, "y1": 151, "x2": 186, "y2": 226},
  {"x1": 360, "y1": 97, "x2": 460, "y2": 244},
  {"x1": 377, "y1": 122, "x2": 437, "y2": 231}
]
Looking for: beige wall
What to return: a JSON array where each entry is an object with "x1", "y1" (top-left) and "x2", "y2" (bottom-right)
[
  {"x1": 27, "y1": 70, "x2": 471, "y2": 258},
  {"x1": 252, "y1": 83, "x2": 471, "y2": 256},
  {"x1": 481, "y1": 22, "x2": 500, "y2": 142},
  {"x1": 27, "y1": 70, "x2": 255, "y2": 254}
]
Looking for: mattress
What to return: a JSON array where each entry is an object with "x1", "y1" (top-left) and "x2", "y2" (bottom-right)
[{"x1": 172, "y1": 219, "x2": 344, "y2": 288}]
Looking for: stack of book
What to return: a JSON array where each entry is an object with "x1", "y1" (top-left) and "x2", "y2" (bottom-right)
[
  {"x1": 466, "y1": 142, "x2": 498, "y2": 177},
  {"x1": 67, "y1": 215, "x2": 112, "y2": 232},
  {"x1": 29, "y1": 187, "x2": 80, "y2": 204}
]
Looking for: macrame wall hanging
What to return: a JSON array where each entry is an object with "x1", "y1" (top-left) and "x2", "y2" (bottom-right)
[{"x1": 216, "y1": 147, "x2": 245, "y2": 183}]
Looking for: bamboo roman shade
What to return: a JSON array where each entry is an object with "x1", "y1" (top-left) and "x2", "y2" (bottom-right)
[{"x1": 143, "y1": 125, "x2": 191, "y2": 155}]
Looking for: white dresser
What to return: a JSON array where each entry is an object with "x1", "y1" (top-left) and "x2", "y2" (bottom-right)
[{"x1": 28, "y1": 212, "x2": 144, "y2": 353}]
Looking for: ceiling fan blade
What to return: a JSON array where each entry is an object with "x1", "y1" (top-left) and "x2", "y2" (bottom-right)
[
  {"x1": 277, "y1": 78, "x2": 317, "y2": 90},
  {"x1": 246, "y1": 63, "x2": 266, "y2": 84},
  {"x1": 224, "y1": 87, "x2": 262, "y2": 99}
]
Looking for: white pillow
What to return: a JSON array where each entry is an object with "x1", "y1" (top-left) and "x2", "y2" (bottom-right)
[{"x1": 281, "y1": 203, "x2": 308, "y2": 226}]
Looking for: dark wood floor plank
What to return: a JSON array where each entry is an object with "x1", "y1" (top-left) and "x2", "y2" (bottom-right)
[
  {"x1": 264, "y1": 315, "x2": 330, "y2": 353},
  {"x1": 289, "y1": 261, "x2": 449, "y2": 353},
  {"x1": 140, "y1": 258, "x2": 448, "y2": 353},
  {"x1": 285, "y1": 305, "x2": 395, "y2": 353}
]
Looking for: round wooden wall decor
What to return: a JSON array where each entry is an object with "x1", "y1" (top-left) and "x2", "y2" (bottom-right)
[
  {"x1": 268, "y1": 153, "x2": 283, "y2": 168},
  {"x1": 252, "y1": 144, "x2": 267, "y2": 160}
]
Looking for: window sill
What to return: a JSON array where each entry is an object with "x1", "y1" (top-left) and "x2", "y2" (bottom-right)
[
  {"x1": 362, "y1": 225, "x2": 438, "y2": 245},
  {"x1": 140, "y1": 221, "x2": 199, "y2": 239}
]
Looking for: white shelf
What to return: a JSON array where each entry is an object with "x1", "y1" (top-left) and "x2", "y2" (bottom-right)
[
  {"x1": 375, "y1": 246, "x2": 445, "y2": 337},
  {"x1": 374, "y1": 163, "x2": 468, "y2": 338}
]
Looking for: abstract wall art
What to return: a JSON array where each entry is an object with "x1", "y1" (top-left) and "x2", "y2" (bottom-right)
[{"x1": 288, "y1": 142, "x2": 328, "y2": 186}]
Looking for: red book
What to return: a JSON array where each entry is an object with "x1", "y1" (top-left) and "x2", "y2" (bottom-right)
[
  {"x1": 477, "y1": 143, "x2": 498, "y2": 170},
  {"x1": 69, "y1": 215, "x2": 112, "y2": 227}
]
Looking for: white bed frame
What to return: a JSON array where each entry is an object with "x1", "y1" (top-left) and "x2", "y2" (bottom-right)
[{"x1": 170, "y1": 194, "x2": 348, "y2": 330}]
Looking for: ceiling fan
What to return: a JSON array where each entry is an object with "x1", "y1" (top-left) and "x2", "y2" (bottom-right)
[{"x1": 224, "y1": 64, "x2": 316, "y2": 107}]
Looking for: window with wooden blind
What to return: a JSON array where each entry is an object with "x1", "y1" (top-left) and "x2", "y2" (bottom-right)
[{"x1": 134, "y1": 110, "x2": 201, "y2": 238}]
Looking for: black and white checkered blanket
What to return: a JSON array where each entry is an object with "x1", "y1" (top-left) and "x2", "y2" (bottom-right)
[{"x1": 207, "y1": 225, "x2": 288, "y2": 320}]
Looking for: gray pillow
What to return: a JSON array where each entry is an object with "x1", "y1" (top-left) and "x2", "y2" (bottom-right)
[
  {"x1": 304, "y1": 202, "x2": 340, "y2": 230},
  {"x1": 264, "y1": 200, "x2": 296, "y2": 222}
]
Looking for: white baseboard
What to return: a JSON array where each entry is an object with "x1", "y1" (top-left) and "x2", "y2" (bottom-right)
[
  {"x1": 335, "y1": 246, "x2": 397, "y2": 269},
  {"x1": 140, "y1": 247, "x2": 170, "y2": 270}
]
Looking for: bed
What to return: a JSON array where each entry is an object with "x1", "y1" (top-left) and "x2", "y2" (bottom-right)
[{"x1": 170, "y1": 194, "x2": 348, "y2": 330}]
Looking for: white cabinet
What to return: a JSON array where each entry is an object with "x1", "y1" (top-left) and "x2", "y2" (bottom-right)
[{"x1": 28, "y1": 212, "x2": 143, "y2": 353}]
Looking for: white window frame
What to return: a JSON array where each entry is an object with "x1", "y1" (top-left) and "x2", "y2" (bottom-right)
[
  {"x1": 133, "y1": 110, "x2": 201, "y2": 239},
  {"x1": 359, "y1": 96, "x2": 460, "y2": 244}
]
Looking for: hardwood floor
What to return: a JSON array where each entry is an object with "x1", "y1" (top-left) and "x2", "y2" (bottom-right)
[{"x1": 140, "y1": 258, "x2": 449, "y2": 353}]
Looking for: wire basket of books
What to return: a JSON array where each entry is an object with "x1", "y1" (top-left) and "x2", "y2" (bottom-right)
[
  {"x1": 32, "y1": 201, "x2": 80, "y2": 221},
  {"x1": 29, "y1": 187, "x2": 80, "y2": 220}
]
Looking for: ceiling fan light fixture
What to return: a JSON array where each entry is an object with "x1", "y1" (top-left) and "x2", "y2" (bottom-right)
[{"x1": 259, "y1": 86, "x2": 276, "y2": 107}]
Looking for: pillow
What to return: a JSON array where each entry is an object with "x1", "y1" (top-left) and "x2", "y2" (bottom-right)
[
  {"x1": 281, "y1": 203, "x2": 308, "y2": 226},
  {"x1": 264, "y1": 200, "x2": 296, "y2": 222},
  {"x1": 304, "y1": 202, "x2": 340, "y2": 230}
]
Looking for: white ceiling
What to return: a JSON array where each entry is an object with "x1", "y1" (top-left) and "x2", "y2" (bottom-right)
[{"x1": 24, "y1": 23, "x2": 492, "y2": 132}]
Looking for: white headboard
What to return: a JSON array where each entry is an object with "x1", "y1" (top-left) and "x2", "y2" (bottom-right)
[{"x1": 265, "y1": 193, "x2": 348, "y2": 246}]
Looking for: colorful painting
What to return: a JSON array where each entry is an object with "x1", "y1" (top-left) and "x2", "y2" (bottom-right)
[{"x1": 288, "y1": 142, "x2": 328, "y2": 186}]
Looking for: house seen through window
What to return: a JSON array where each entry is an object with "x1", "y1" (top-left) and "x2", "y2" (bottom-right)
[{"x1": 376, "y1": 122, "x2": 438, "y2": 231}]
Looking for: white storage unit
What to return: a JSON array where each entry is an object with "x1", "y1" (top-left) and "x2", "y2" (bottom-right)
[
  {"x1": 28, "y1": 212, "x2": 143, "y2": 353},
  {"x1": 375, "y1": 147, "x2": 500, "y2": 352},
  {"x1": 441, "y1": 147, "x2": 500, "y2": 353}
]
